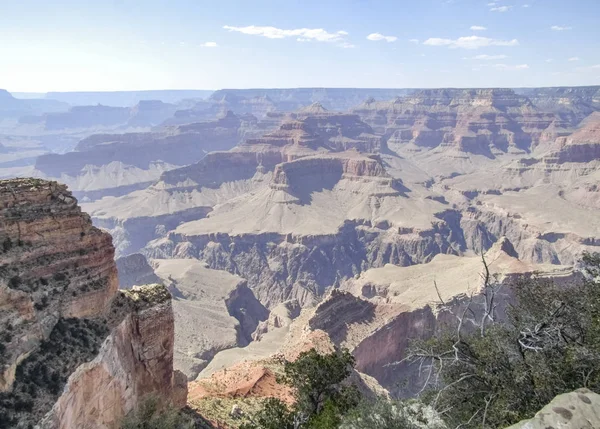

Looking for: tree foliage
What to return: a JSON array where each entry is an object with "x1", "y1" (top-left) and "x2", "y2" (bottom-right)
[
  {"x1": 121, "y1": 395, "x2": 195, "y2": 429},
  {"x1": 340, "y1": 397, "x2": 445, "y2": 429},
  {"x1": 408, "y1": 252, "x2": 600, "y2": 429},
  {"x1": 241, "y1": 348, "x2": 359, "y2": 429}
]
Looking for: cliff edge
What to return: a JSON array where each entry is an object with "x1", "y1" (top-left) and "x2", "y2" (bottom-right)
[{"x1": 0, "y1": 178, "x2": 185, "y2": 429}]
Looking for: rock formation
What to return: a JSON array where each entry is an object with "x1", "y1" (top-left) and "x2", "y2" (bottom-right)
[
  {"x1": 355, "y1": 89, "x2": 541, "y2": 157},
  {"x1": 543, "y1": 111, "x2": 600, "y2": 163},
  {"x1": 208, "y1": 88, "x2": 414, "y2": 111},
  {"x1": 0, "y1": 89, "x2": 68, "y2": 121},
  {"x1": 0, "y1": 178, "x2": 118, "y2": 392},
  {"x1": 115, "y1": 253, "x2": 161, "y2": 288},
  {"x1": 0, "y1": 178, "x2": 185, "y2": 429},
  {"x1": 151, "y1": 259, "x2": 268, "y2": 380},
  {"x1": 33, "y1": 111, "x2": 247, "y2": 201},
  {"x1": 197, "y1": 238, "x2": 575, "y2": 401},
  {"x1": 506, "y1": 388, "x2": 600, "y2": 429}
]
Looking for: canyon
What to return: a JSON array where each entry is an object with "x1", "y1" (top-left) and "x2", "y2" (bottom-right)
[{"x1": 1, "y1": 86, "x2": 599, "y2": 428}]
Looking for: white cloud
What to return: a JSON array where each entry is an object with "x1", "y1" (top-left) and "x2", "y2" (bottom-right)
[
  {"x1": 464, "y1": 54, "x2": 508, "y2": 60},
  {"x1": 409, "y1": 38, "x2": 420, "y2": 44},
  {"x1": 522, "y1": 4, "x2": 530, "y2": 7},
  {"x1": 546, "y1": 59, "x2": 554, "y2": 63},
  {"x1": 201, "y1": 42, "x2": 218, "y2": 48},
  {"x1": 470, "y1": 26, "x2": 487, "y2": 31},
  {"x1": 223, "y1": 25, "x2": 349, "y2": 44},
  {"x1": 367, "y1": 33, "x2": 398, "y2": 42},
  {"x1": 423, "y1": 36, "x2": 519, "y2": 49},
  {"x1": 551, "y1": 25, "x2": 572, "y2": 31},
  {"x1": 490, "y1": 5, "x2": 513, "y2": 12},
  {"x1": 487, "y1": 2, "x2": 496, "y2": 5},
  {"x1": 568, "y1": 57, "x2": 580, "y2": 61},
  {"x1": 494, "y1": 63, "x2": 529, "y2": 70}
]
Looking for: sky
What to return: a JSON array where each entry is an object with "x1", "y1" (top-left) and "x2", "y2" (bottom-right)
[{"x1": 1, "y1": 0, "x2": 599, "y2": 92}]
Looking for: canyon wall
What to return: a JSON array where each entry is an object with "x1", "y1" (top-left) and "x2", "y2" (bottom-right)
[
  {"x1": 0, "y1": 178, "x2": 185, "y2": 429},
  {"x1": 38, "y1": 285, "x2": 187, "y2": 429}
]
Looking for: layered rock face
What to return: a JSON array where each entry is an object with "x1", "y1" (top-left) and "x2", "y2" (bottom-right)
[
  {"x1": 142, "y1": 151, "x2": 448, "y2": 308},
  {"x1": 292, "y1": 103, "x2": 383, "y2": 152},
  {"x1": 34, "y1": 111, "x2": 246, "y2": 201},
  {"x1": 543, "y1": 111, "x2": 600, "y2": 163},
  {"x1": 0, "y1": 178, "x2": 185, "y2": 428},
  {"x1": 115, "y1": 253, "x2": 160, "y2": 288},
  {"x1": 84, "y1": 114, "x2": 381, "y2": 257},
  {"x1": 0, "y1": 178, "x2": 118, "y2": 392},
  {"x1": 208, "y1": 88, "x2": 414, "y2": 111},
  {"x1": 353, "y1": 88, "x2": 597, "y2": 159},
  {"x1": 39, "y1": 285, "x2": 187, "y2": 429}
]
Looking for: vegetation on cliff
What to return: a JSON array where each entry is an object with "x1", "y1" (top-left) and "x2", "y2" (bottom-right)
[
  {"x1": 406, "y1": 252, "x2": 600, "y2": 429},
  {"x1": 0, "y1": 318, "x2": 109, "y2": 429},
  {"x1": 240, "y1": 349, "x2": 359, "y2": 429}
]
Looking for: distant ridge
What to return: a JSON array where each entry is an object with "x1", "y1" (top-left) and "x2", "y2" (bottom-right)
[{"x1": 14, "y1": 90, "x2": 215, "y2": 107}]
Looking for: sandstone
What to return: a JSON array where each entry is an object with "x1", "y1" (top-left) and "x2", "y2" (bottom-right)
[
  {"x1": 39, "y1": 284, "x2": 187, "y2": 429},
  {"x1": 0, "y1": 178, "x2": 185, "y2": 428},
  {"x1": 0, "y1": 178, "x2": 118, "y2": 392},
  {"x1": 505, "y1": 388, "x2": 600, "y2": 429},
  {"x1": 543, "y1": 111, "x2": 600, "y2": 163}
]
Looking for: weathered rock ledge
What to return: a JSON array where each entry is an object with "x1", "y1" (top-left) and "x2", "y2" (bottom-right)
[{"x1": 0, "y1": 179, "x2": 185, "y2": 429}]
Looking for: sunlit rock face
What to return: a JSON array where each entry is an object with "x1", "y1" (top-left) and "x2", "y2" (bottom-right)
[
  {"x1": 0, "y1": 178, "x2": 118, "y2": 392},
  {"x1": 0, "y1": 179, "x2": 185, "y2": 429}
]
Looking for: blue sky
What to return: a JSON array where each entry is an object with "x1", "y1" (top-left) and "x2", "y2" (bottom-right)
[{"x1": 1, "y1": 0, "x2": 599, "y2": 92}]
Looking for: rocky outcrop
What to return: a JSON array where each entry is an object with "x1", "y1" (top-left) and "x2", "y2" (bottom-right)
[
  {"x1": 270, "y1": 153, "x2": 399, "y2": 203},
  {"x1": 291, "y1": 106, "x2": 383, "y2": 152},
  {"x1": 0, "y1": 178, "x2": 118, "y2": 392},
  {"x1": 505, "y1": 388, "x2": 600, "y2": 429},
  {"x1": 38, "y1": 285, "x2": 187, "y2": 429},
  {"x1": 0, "y1": 179, "x2": 185, "y2": 428}
]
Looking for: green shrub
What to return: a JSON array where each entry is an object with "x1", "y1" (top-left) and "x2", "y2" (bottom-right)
[
  {"x1": 340, "y1": 398, "x2": 445, "y2": 429},
  {"x1": 121, "y1": 395, "x2": 195, "y2": 429},
  {"x1": 408, "y1": 252, "x2": 600, "y2": 429},
  {"x1": 241, "y1": 348, "x2": 359, "y2": 429}
]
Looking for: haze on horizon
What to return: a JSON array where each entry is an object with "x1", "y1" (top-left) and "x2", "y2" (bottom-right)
[{"x1": 1, "y1": 0, "x2": 599, "y2": 93}]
